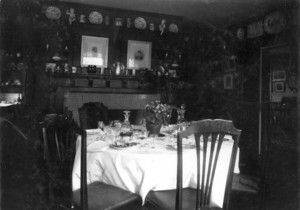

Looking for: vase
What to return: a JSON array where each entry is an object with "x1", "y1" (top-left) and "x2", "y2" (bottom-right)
[{"x1": 146, "y1": 123, "x2": 162, "y2": 137}]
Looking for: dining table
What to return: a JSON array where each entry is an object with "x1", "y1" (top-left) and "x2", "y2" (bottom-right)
[{"x1": 72, "y1": 124, "x2": 240, "y2": 208}]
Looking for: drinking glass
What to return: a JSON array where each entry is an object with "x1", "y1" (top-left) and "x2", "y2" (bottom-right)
[
  {"x1": 177, "y1": 104, "x2": 186, "y2": 124},
  {"x1": 98, "y1": 121, "x2": 104, "y2": 130}
]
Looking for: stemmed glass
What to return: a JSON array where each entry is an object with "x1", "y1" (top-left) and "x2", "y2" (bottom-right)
[
  {"x1": 177, "y1": 104, "x2": 189, "y2": 131},
  {"x1": 177, "y1": 104, "x2": 186, "y2": 124},
  {"x1": 120, "y1": 110, "x2": 133, "y2": 139}
]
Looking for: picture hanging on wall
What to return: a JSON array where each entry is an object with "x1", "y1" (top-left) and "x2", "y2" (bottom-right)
[
  {"x1": 81, "y1": 35, "x2": 109, "y2": 68},
  {"x1": 224, "y1": 74, "x2": 233, "y2": 89},
  {"x1": 222, "y1": 56, "x2": 236, "y2": 72},
  {"x1": 273, "y1": 81, "x2": 285, "y2": 93},
  {"x1": 272, "y1": 70, "x2": 286, "y2": 81},
  {"x1": 127, "y1": 40, "x2": 152, "y2": 70}
]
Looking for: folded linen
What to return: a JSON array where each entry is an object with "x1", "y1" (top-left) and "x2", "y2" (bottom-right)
[{"x1": 87, "y1": 140, "x2": 109, "y2": 152}]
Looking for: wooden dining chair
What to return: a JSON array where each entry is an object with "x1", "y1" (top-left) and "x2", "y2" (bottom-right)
[
  {"x1": 72, "y1": 128, "x2": 142, "y2": 210},
  {"x1": 231, "y1": 114, "x2": 274, "y2": 210},
  {"x1": 145, "y1": 119, "x2": 241, "y2": 210},
  {"x1": 230, "y1": 150, "x2": 271, "y2": 210},
  {"x1": 78, "y1": 102, "x2": 108, "y2": 129},
  {"x1": 39, "y1": 114, "x2": 77, "y2": 207}
]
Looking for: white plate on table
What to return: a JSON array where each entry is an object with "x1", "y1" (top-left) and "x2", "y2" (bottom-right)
[{"x1": 109, "y1": 142, "x2": 139, "y2": 150}]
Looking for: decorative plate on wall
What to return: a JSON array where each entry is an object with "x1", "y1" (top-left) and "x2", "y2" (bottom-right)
[
  {"x1": 264, "y1": 12, "x2": 286, "y2": 34},
  {"x1": 89, "y1": 11, "x2": 103, "y2": 24},
  {"x1": 169, "y1": 23, "x2": 178, "y2": 33},
  {"x1": 6, "y1": 62, "x2": 16, "y2": 71},
  {"x1": 134, "y1": 17, "x2": 146, "y2": 29},
  {"x1": 236, "y1": 28, "x2": 245, "y2": 40},
  {"x1": 17, "y1": 63, "x2": 25, "y2": 71},
  {"x1": 45, "y1": 6, "x2": 61, "y2": 20}
]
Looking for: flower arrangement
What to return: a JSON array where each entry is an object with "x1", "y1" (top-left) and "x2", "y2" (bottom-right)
[{"x1": 143, "y1": 100, "x2": 173, "y2": 125}]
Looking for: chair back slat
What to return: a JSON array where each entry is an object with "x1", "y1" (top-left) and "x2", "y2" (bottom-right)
[
  {"x1": 39, "y1": 115, "x2": 77, "y2": 207},
  {"x1": 42, "y1": 127, "x2": 49, "y2": 159},
  {"x1": 40, "y1": 117, "x2": 76, "y2": 163},
  {"x1": 80, "y1": 129, "x2": 88, "y2": 210},
  {"x1": 176, "y1": 136, "x2": 183, "y2": 210},
  {"x1": 177, "y1": 119, "x2": 241, "y2": 210},
  {"x1": 195, "y1": 134, "x2": 201, "y2": 209},
  {"x1": 54, "y1": 131, "x2": 61, "y2": 161}
]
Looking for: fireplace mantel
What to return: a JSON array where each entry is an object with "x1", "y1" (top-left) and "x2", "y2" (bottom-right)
[{"x1": 64, "y1": 91, "x2": 160, "y2": 124}]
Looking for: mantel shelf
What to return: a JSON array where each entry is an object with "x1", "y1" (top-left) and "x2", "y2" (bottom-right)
[
  {"x1": 68, "y1": 87, "x2": 150, "y2": 94},
  {"x1": 50, "y1": 72, "x2": 143, "y2": 80}
]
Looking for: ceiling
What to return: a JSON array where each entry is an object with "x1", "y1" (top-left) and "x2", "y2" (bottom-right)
[{"x1": 63, "y1": 0, "x2": 291, "y2": 28}]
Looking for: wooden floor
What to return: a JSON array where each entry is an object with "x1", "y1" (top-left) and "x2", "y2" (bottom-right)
[
  {"x1": 1, "y1": 121, "x2": 298, "y2": 210},
  {"x1": 230, "y1": 144, "x2": 298, "y2": 210}
]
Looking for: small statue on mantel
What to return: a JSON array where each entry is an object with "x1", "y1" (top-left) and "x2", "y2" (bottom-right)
[
  {"x1": 66, "y1": 7, "x2": 76, "y2": 25},
  {"x1": 159, "y1": 19, "x2": 166, "y2": 35}
]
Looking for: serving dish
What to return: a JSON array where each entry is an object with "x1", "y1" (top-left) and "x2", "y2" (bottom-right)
[{"x1": 110, "y1": 142, "x2": 139, "y2": 150}]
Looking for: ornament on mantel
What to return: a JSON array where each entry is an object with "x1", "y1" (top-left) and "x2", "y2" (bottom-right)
[
  {"x1": 66, "y1": 8, "x2": 76, "y2": 25},
  {"x1": 159, "y1": 19, "x2": 166, "y2": 35},
  {"x1": 127, "y1": 18, "x2": 131, "y2": 28},
  {"x1": 105, "y1": 15, "x2": 110, "y2": 25}
]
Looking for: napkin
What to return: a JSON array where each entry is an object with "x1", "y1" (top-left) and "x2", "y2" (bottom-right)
[
  {"x1": 87, "y1": 140, "x2": 109, "y2": 152},
  {"x1": 86, "y1": 129, "x2": 105, "y2": 141}
]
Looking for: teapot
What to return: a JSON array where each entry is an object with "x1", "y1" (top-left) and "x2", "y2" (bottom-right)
[{"x1": 112, "y1": 62, "x2": 125, "y2": 75}]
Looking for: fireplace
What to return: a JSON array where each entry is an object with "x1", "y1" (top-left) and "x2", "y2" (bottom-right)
[{"x1": 64, "y1": 91, "x2": 160, "y2": 124}]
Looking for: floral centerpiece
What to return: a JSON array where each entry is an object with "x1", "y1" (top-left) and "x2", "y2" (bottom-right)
[
  {"x1": 143, "y1": 100, "x2": 173, "y2": 126},
  {"x1": 143, "y1": 100, "x2": 173, "y2": 136}
]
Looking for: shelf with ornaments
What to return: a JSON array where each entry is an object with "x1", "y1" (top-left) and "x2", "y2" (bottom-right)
[{"x1": 0, "y1": 52, "x2": 27, "y2": 95}]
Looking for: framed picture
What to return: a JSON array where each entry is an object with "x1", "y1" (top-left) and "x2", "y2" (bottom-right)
[
  {"x1": 272, "y1": 70, "x2": 286, "y2": 81},
  {"x1": 223, "y1": 56, "x2": 236, "y2": 72},
  {"x1": 127, "y1": 40, "x2": 152, "y2": 70},
  {"x1": 168, "y1": 70, "x2": 177, "y2": 78},
  {"x1": 45, "y1": 63, "x2": 56, "y2": 73},
  {"x1": 273, "y1": 81, "x2": 285, "y2": 93},
  {"x1": 224, "y1": 74, "x2": 233, "y2": 89},
  {"x1": 81, "y1": 35, "x2": 109, "y2": 68}
]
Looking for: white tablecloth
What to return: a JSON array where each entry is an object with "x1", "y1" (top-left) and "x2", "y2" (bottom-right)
[{"x1": 72, "y1": 127, "x2": 239, "y2": 208}]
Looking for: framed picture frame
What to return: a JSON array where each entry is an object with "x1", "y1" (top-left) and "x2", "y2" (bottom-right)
[
  {"x1": 224, "y1": 74, "x2": 233, "y2": 89},
  {"x1": 273, "y1": 81, "x2": 285, "y2": 93},
  {"x1": 272, "y1": 70, "x2": 286, "y2": 81},
  {"x1": 45, "y1": 63, "x2": 56, "y2": 73},
  {"x1": 81, "y1": 35, "x2": 109, "y2": 68},
  {"x1": 168, "y1": 70, "x2": 177, "y2": 78},
  {"x1": 222, "y1": 56, "x2": 236, "y2": 72},
  {"x1": 127, "y1": 40, "x2": 152, "y2": 70}
]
